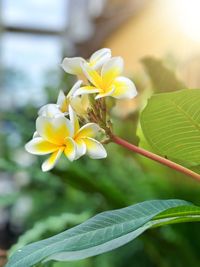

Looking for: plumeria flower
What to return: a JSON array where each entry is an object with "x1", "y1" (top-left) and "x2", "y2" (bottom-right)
[
  {"x1": 72, "y1": 57, "x2": 138, "y2": 99},
  {"x1": 61, "y1": 48, "x2": 111, "y2": 76},
  {"x1": 25, "y1": 107, "x2": 107, "y2": 171},
  {"x1": 38, "y1": 81, "x2": 84, "y2": 118},
  {"x1": 25, "y1": 116, "x2": 75, "y2": 171}
]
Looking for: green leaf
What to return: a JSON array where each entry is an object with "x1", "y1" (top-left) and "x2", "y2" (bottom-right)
[
  {"x1": 6, "y1": 199, "x2": 200, "y2": 267},
  {"x1": 141, "y1": 57, "x2": 186, "y2": 92},
  {"x1": 140, "y1": 89, "x2": 200, "y2": 166}
]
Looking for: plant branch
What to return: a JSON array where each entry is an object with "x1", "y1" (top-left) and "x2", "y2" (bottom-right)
[{"x1": 111, "y1": 134, "x2": 200, "y2": 182}]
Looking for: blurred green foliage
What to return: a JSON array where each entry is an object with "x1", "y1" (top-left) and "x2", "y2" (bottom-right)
[
  {"x1": 141, "y1": 57, "x2": 186, "y2": 92},
  {"x1": 0, "y1": 59, "x2": 200, "y2": 267}
]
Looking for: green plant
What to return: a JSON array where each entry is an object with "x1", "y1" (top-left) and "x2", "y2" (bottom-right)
[{"x1": 5, "y1": 49, "x2": 200, "y2": 267}]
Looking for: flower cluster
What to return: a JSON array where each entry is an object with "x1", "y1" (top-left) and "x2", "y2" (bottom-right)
[{"x1": 25, "y1": 48, "x2": 137, "y2": 171}]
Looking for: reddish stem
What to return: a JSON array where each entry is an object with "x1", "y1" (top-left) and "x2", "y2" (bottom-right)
[{"x1": 111, "y1": 135, "x2": 200, "y2": 182}]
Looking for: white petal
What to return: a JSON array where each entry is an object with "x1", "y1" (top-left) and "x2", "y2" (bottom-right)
[
  {"x1": 42, "y1": 148, "x2": 63, "y2": 172},
  {"x1": 73, "y1": 86, "x2": 99, "y2": 97},
  {"x1": 70, "y1": 95, "x2": 90, "y2": 116},
  {"x1": 101, "y1": 57, "x2": 124, "y2": 83},
  {"x1": 89, "y1": 48, "x2": 111, "y2": 69},
  {"x1": 95, "y1": 86, "x2": 115, "y2": 99},
  {"x1": 67, "y1": 80, "x2": 83, "y2": 98},
  {"x1": 56, "y1": 90, "x2": 68, "y2": 113},
  {"x1": 56, "y1": 90, "x2": 65, "y2": 105},
  {"x1": 38, "y1": 104, "x2": 64, "y2": 118},
  {"x1": 25, "y1": 137, "x2": 58, "y2": 155},
  {"x1": 111, "y1": 76, "x2": 138, "y2": 99},
  {"x1": 76, "y1": 123, "x2": 101, "y2": 139},
  {"x1": 61, "y1": 57, "x2": 85, "y2": 75},
  {"x1": 64, "y1": 137, "x2": 77, "y2": 161},
  {"x1": 68, "y1": 105, "x2": 80, "y2": 133},
  {"x1": 33, "y1": 131, "x2": 39, "y2": 138},
  {"x1": 74, "y1": 139, "x2": 87, "y2": 159},
  {"x1": 81, "y1": 62, "x2": 102, "y2": 88},
  {"x1": 36, "y1": 116, "x2": 73, "y2": 145},
  {"x1": 83, "y1": 137, "x2": 107, "y2": 159}
]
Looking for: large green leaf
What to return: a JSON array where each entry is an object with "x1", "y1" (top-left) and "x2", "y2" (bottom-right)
[
  {"x1": 6, "y1": 199, "x2": 200, "y2": 267},
  {"x1": 141, "y1": 57, "x2": 186, "y2": 92},
  {"x1": 140, "y1": 89, "x2": 200, "y2": 166}
]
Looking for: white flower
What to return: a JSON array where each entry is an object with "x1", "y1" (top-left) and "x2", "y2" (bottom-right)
[
  {"x1": 72, "y1": 57, "x2": 138, "y2": 100},
  {"x1": 61, "y1": 48, "x2": 111, "y2": 75},
  {"x1": 25, "y1": 106, "x2": 107, "y2": 172}
]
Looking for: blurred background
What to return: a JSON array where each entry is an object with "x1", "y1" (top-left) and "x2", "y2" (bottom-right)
[{"x1": 0, "y1": 0, "x2": 200, "y2": 266}]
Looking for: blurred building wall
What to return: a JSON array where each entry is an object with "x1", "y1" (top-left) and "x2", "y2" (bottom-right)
[{"x1": 104, "y1": 0, "x2": 200, "y2": 87}]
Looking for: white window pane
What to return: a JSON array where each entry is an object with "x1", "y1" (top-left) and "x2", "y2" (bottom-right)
[
  {"x1": 2, "y1": 0, "x2": 69, "y2": 30},
  {"x1": 1, "y1": 33, "x2": 62, "y2": 109}
]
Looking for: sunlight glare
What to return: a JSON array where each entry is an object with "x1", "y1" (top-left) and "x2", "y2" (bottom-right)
[{"x1": 172, "y1": 0, "x2": 200, "y2": 42}]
